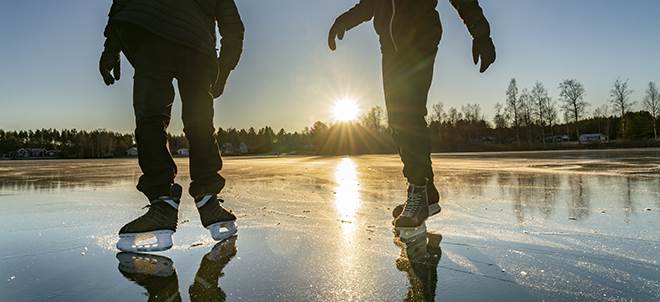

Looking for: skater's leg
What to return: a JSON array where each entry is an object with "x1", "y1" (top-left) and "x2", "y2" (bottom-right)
[
  {"x1": 382, "y1": 48, "x2": 437, "y2": 186},
  {"x1": 176, "y1": 48, "x2": 225, "y2": 198},
  {"x1": 117, "y1": 34, "x2": 182, "y2": 253},
  {"x1": 383, "y1": 47, "x2": 440, "y2": 229},
  {"x1": 176, "y1": 46, "x2": 236, "y2": 241},
  {"x1": 132, "y1": 34, "x2": 178, "y2": 201}
]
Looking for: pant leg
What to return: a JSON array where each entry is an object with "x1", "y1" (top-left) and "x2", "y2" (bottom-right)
[
  {"x1": 131, "y1": 33, "x2": 178, "y2": 200},
  {"x1": 174, "y1": 46, "x2": 225, "y2": 198},
  {"x1": 382, "y1": 47, "x2": 437, "y2": 185}
]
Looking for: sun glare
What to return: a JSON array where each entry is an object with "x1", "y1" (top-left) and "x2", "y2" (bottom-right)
[{"x1": 332, "y1": 99, "x2": 360, "y2": 122}]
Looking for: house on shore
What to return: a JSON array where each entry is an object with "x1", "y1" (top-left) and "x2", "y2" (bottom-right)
[
  {"x1": 175, "y1": 148, "x2": 189, "y2": 157},
  {"x1": 126, "y1": 147, "x2": 139, "y2": 157},
  {"x1": 579, "y1": 133, "x2": 608, "y2": 143}
]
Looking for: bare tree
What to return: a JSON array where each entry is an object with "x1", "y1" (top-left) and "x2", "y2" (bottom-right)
[
  {"x1": 430, "y1": 102, "x2": 445, "y2": 123},
  {"x1": 360, "y1": 106, "x2": 385, "y2": 131},
  {"x1": 558, "y1": 79, "x2": 588, "y2": 141},
  {"x1": 505, "y1": 78, "x2": 521, "y2": 144},
  {"x1": 642, "y1": 81, "x2": 659, "y2": 139},
  {"x1": 494, "y1": 103, "x2": 508, "y2": 129},
  {"x1": 531, "y1": 82, "x2": 551, "y2": 144},
  {"x1": 519, "y1": 89, "x2": 534, "y2": 144},
  {"x1": 609, "y1": 78, "x2": 635, "y2": 138},
  {"x1": 447, "y1": 107, "x2": 462, "y2": 126},
  {"x1": 461, "y1": 103, "x2": 483, "y2": 123}
]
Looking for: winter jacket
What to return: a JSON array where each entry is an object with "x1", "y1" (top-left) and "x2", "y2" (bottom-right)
[
  {"x1": 335, "y1": 0, "x2": 491, "y2": 53},
  {"x1": 104, "y1": 0, "x2": 244, "y2": 71}
]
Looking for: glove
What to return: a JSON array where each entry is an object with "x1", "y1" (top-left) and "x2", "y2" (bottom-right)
[
  {"x1": 99, "y1": 49, "x2": 121, "y2": 86},
  {"x1": 211, "y1": 66, "x2": 231, "y2": 99},
  {"x1": 472, "y1": 36, "x2": 496, "y2": 73},
  {"x1": 327, "y1": 19, "x2": 346, "y2": 51}
]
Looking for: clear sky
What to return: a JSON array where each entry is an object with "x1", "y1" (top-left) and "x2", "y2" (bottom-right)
[{"x1": 1, "y1": 0, "x2": 659, "y2": 133}]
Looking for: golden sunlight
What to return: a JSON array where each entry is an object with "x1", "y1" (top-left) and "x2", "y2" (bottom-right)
[
  {"x1": 334, "y1": 157, "x2": 361, "y2": 238},
  {"x1": 332, "y1": 98, "x2": 360, "y2": 122}
]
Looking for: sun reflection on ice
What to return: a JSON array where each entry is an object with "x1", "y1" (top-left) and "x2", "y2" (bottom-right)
[{"x1": 334, "y1": 157, "x2": 361, "y2": 238}]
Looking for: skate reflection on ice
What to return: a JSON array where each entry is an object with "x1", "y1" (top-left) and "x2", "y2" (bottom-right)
[
  {"x1": 394, "y1": 228, "x2": 442, "y2": 301},
  {"x1": 116, "y1": 237, "x2": 238, "y2": 302},
  {"x1": 334, "y1": 157, "x2": 361, "y2": 238}
]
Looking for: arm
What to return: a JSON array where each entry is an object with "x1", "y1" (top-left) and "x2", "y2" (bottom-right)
[
  {"x1": 450, "y1": 0, "x2": 496, "y2": 73},
  {"x1": 212, "y1": 0, "x2": 245, "y2": 98},
  {"x1": 100, "y1": 1, "x2": 124, "y2": 86},
  {"x1": 328, "y1": 0, "x2": 375, "y2": 50},
  {"x1": 450, "y1": 0, "x2": 491, "y2": 39},
  {"x1": 216, "y1": 0, "x2": 245, "y2": 72}
]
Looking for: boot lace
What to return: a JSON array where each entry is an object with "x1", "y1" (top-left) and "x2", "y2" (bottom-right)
[{"x1": 402, "y1": 186, "x2": 425, "y2": 217}]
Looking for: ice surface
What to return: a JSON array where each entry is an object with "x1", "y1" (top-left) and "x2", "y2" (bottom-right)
[{"x1": 0, "y1": 149, "x2": 659, "y2": 301}]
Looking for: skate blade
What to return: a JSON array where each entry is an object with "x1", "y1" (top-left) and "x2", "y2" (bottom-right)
[
  {"x1": 116, "y1": 230, "x2": 174, "y2": 252},
  {"x1": 207, "y1": 221, "x2": 238, "y2": 241},
  {"x1": 116, "y1": 252, "x2": 174, "y2": 277},
  {"x1": 394, "y1": 223, "x2": 428, "y2": 243}
]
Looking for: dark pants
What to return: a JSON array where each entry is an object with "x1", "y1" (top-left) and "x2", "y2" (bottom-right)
[
  {"x1": 118, "y1": 26, "x2": 225, "y2": 200},
  {"x1": 382, "y1": 46, "x2": 438, "y2": 185}
]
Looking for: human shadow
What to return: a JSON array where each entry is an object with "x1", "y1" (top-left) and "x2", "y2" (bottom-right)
[{"x1": 116, "y1": 236, "x2": 238, "y2": 302}]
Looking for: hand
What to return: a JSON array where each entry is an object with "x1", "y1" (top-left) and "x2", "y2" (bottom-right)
[
  {"x1": 99, "y1": 50, "x2": 121, "y2": 85},
  {"x1": 328, "y1": 20, "x2": 346, "y2": 51},
  {"x1": 211, "y1": 67, "x2": 231, "y2": 99},
  {"x1": 472, "y1": 37, "x2": 496, "y2": 73}
]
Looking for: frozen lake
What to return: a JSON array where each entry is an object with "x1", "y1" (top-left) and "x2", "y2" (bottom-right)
[{"x1": 1, "y1": 149, "x2": 659, "y2": 301}]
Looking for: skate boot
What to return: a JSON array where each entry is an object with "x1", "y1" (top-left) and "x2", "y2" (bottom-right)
[
  {"x1": 393, "y1": 183, "x2": 431, "y2": 240},
  {"x1": 392, "y1": 181, "x2": 441, "y2": 219},
  {"x1": 189, "y1": 237, "x2": 238, "y2": 302},
  {"x1": 196, "y1": 194, "x2": 237, "y2": 241},
  {"x1": 116, "y1": 184, "x2": 182, "y2": 252},
  {"x1": 116, "y1": 252, "x2": 182, "y2": 302}
]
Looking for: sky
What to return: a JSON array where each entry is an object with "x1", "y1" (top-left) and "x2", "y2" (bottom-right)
[{"x1": 0, "y1": 0, "x2": 659, "y2": 133}]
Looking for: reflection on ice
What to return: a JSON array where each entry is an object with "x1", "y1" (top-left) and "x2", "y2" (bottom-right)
[{"x1": 334, "y1": 157, "x2": 361, "y2": 238}]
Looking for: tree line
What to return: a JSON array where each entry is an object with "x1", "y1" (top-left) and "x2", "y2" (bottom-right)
[{"x1": 1, "y1": 78, "x2": 658, "y2": 158}]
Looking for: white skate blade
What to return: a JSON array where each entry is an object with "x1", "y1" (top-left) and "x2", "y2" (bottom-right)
[
  {"x1": 116, "y1": 230, "x2": 174, "y2": 252},
  {"x1": 207, "y1": 221, "x2": 237, "y2": 241},
  {"x1": 394, "y1": 223, "x2": 428, "y2": 242},
  {"x1": 428, "y1": 203, "x2": 442, "y2": 216},
  {"x1": 116, "y1": 252, "x2": 174, "y2": 277}
]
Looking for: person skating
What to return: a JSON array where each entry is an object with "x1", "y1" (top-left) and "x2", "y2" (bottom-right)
[
  {"x1": 100, "y1": 0, "x2": 245, "y2": 252},
  {"x1": 328, "y1": 0, "x2": 495, "y2": 235}
]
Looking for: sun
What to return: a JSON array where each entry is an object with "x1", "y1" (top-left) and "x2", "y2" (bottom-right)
[{"x1": 332, "y1": 98, "x2": 360, "y2": 122}]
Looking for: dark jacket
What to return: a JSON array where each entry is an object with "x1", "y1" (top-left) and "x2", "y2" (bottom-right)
[
  {"x1": 335, "y1": 0, "x2": 491, "y2": 52},
  {"x1": 104, "y1": 0, "x2": 244, "y2": 71}
]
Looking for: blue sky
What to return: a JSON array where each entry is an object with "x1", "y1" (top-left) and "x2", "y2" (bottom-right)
[{"x1": 0, "y1": 0, "x2": 659, "y2": 133}]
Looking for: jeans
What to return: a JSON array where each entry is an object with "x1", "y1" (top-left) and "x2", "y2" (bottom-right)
[{"x1": 382, "y1": 46, "x2": 438, "y2": 185}]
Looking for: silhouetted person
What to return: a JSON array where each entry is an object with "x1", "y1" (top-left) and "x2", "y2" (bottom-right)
[
  {"x1": 328, "y1": 0, "x2": 495, "y2": 232},
  {"x1": 100, "y1": 0, "x2": 244, "y2": 252}
]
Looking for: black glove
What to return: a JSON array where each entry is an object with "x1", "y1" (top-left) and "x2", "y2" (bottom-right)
[
  {"x1": 99, "y1": 49, "x2": 121, "y2": 86},
  {"x1": 472, "y1": 36, "x2": 496, "y2": 73},
  {"x1": 328, "y1": 19, "x2": 347, "y2": 51},
  {"x1": 211, "y1": 66, "x2": 231, "y2": 99}
]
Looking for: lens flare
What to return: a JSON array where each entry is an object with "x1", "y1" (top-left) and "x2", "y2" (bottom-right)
[{"x1": 332, "y1": 98, "x2": 360, "y2": 122}]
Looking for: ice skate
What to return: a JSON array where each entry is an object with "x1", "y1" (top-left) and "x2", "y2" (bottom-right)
[
  {"x1": 117, "y1": 184, "x2": 182, "y2": 252},
  {"x1": 116, "y1": 252, "x2": 181, "y2": 302},
  {"x1": 393, "y1": 183, "x2": 431, "y2": 239},
  {"x1": 392, "y1": 182, "x2": 441, "y2": 219},
  {"x1": 196, "y1": 194, "x2": 237, "y2": 241}
]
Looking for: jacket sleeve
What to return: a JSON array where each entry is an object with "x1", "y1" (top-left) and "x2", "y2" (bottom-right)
[
  {"x1": 336, "y1": 0, "x2": 375, "y2": 30},
  {"x1": 216, "y1": 0, "x2": 245, "y2": 71},
  {"x1": 102, "y1": 1, "x2": 124, "y2": 53},
  {"x1": 449, "y1": 0, "x2": 491, "y2": 39}
]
